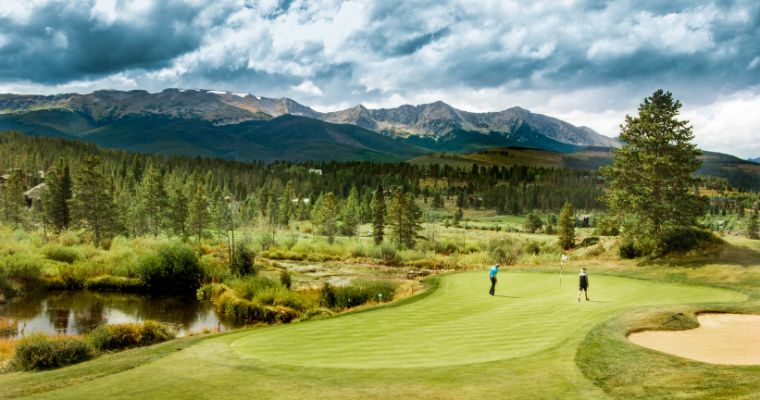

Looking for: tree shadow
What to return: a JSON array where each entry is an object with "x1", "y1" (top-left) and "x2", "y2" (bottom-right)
[{"x1": 493, "y1": 294, "x2": 521, "y2": 298}]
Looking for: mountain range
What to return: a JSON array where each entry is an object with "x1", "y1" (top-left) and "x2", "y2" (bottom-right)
[{"x1": 0, "y1": 89, "x2": 616, "y2": 161}]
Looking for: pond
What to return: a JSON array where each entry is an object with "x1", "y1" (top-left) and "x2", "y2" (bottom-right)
[{"x1": 0, "y1": 290, "x2": 239, "y2": 339}]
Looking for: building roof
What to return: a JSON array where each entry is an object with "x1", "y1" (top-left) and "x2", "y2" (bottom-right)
[{"x1": 24, "y1": 183, "x2": 46, "y2": 200}]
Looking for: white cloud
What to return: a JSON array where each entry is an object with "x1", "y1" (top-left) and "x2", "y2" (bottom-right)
[{"x1": 291, "y1": 80, "x2": 323, "y2": 97}]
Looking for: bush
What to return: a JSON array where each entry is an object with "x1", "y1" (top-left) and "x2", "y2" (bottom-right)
[
  {"x1": 136, "y1": 242, "x2": 204, "y2": 294},
  {"x1": 659, "y1": 228, "x2": 719, "y2": 255},
  {"x1": 523, "y1": 240, "x2": 541, "y2": 255},
  {"x1": 231, "y1": 244, "x2": 256, "y2": 276},
  {"x1": 88, "y1": 321, "x2": 175, "y2": 351},
  {"x1": 618, "y1": 240, "x2": 641, "y2": 259},
  {"x1": 14, "y1": 334, "x2": 94, "y2": 370},
  {"x1": 0, "y1": 254, "x2": 43, "y2": 286},
  {"x1": 83, "y1": 275, "x2": 144, "y2": 291},
  {"x1": 280, "y1": 270, "x2": 292, "y2": 289},
  {"x1": 369, "y1": 243, "x2": 400, "y2": 265},
  {"x1": 321, "y1": 280, "x2": 397, "y2": 310},
  {"x1": 42, "y1": 245, "x2": 83, "y2": 264},
  {"x1": 579, "y1": 237, "x2": 600, "y2": 247}
]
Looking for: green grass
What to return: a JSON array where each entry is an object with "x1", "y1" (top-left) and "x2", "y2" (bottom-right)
[{"x1": 1, "y1": 272, "x2": 747, "y2": 399}]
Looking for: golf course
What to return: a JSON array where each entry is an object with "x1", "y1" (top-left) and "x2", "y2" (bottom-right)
[{"x1": 2, "y1": 270, "x2": 755, "y2": 399}]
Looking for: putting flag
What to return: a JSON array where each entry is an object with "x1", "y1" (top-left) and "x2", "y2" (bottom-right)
[{"x1": 561, "y1": 254, "x2": 570, "y2": 262}]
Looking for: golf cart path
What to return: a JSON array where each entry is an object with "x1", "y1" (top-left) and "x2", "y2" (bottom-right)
[{"x1": 229, "y1": 272, "x2": 746, "y2": 368}]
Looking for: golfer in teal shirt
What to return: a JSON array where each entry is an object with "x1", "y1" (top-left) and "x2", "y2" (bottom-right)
[{"x1": 488, "y1": 263, "x2": 500, "y2": 295}]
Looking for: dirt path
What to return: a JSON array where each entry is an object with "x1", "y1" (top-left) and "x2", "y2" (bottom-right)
[{"x1": 628, "y1": 313, "x2": 760, "y2": 365}]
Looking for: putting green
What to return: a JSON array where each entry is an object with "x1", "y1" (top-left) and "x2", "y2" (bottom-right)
[{"x1": 230, "y1": 272, "x2": 745, "y2": 368}]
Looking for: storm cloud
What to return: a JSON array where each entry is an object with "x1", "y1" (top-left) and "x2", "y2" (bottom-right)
[{"x1": 0, "y1": 0, "x2": 759, "y2": 157}]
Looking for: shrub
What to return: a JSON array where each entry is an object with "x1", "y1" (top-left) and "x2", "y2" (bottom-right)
[
  {"x1": 231, "y1": 244, "x2": 256, "y2": 276},
  {"x1": 280, "y1": 270, "x2": 292, "y2": 289},
  {"x1": 202, "y1": 285, "x2": 299, "y2": 324},
  {"x1": 369, "y1": 243, "x2": 400, "y2": 265},
  {"x1": 14, "y1": 334, "x2": 94, "y2": 370},
  {"x1": 137, "y1": 242, "x2": 204, "y2": 294},
  {"x1": 57, "y1": 230, "x2": 81, "y2": 246},
  {"x1": 321, "y1": 280, "x2": 397, "y2": 310},
  {"x1": 618, "y1": 240, "x2": 641, "y2": 259},
  {"x1": 0, "y1": 254, "x2": 43, "y2": 286},
  {"x1": 0, "y1": 317, "x2": 17, "y2": 336},
  {"x1": 523, "y1": 240, "x2": 541, "y2": 255},
  {"x1": 659, "y1": 228, "x2": 719, "y2": 255},
  {"x1": 88, "y1": 321, "x2": 175, "y2": 351},
  {"x1": 579, "y1": 237, "x2": 600, "y2": 247},
  {"x1": 42, "y1": 245, "x2": 83, "y2": 264},
  {"x1": 84, "y1": 275, "x2": 144, "y2": 291}
]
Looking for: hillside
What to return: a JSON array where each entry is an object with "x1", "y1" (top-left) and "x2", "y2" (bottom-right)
[{"x1": 410, "y1": 147, "x2": 760, "y2": 191}]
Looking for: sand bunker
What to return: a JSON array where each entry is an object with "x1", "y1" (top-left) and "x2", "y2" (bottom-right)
[{"x1": 628, "y1": 313, "x2": 760, "y2": 365}]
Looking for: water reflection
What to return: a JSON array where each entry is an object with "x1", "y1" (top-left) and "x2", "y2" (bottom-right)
[{"x1": 0, "y1": 290, "x2": 238, "y2": 338}]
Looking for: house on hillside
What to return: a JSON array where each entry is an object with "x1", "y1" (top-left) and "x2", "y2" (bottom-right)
[
  {"x1": 24, "y1": 183, "x2": 45, "y2": 208},
  {"x1": 308, "y1": 168, "x2": 323, "y2": 175}
]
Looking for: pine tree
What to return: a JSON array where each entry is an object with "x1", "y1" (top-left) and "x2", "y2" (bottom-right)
[
  {"x1": 401, "y1": 192, "x2": 423, "y2": 248},
  {"x1": 558, "y1": 202, "x2": 575, "y2": 249},
  {"x1": 279, "y1": 180, "x2": 294, "y2": 226},
  {"x1": 188, "y1": 184, "x2": 210, "y2": 245},
  {"x1": 370, "y1": 187, "x2": 386, "y2": 244},
  {"x1": 137, "y1": 163, "x2": 168, "y2": 236},
  {"x1": 168, "y1": 185, "x2": 189, "y2": 238},
  {"x1": 387, "y1": 190, "x2": 404, "y2": 245},
  {"x1": 41, "y1": 158, "x2": 71, "y2": 232},
  {"x1": 69, "y1": 155, "x2": 117, "y2": 247},
  {"x1": 387, "y1": 190, "x2": 422, "y2": 248},
  {"x1": 312, "y1": 192, "x2": 339, "y2": 243},
  {"x1": 1, "y1": 169, "x2": 25, "y2": 225},
  {"x1": 748, "y1": 211, "x2": 759, "y2": 240},
  {"x1": 341, "y1": 186, "x2": 360, "y2": 237},
  {"x1": 432, "y1": 192, "x2": 444, "y2": 208},
  {"x1": 602, "y1": 90, "x2": 705, "y2": 255}
]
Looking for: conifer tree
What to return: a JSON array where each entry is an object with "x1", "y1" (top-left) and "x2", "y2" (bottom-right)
[
  {"x1": 312, "y1": 192, "x2": 339, "y2": 243},
  {"x1": 188, "y1": 184, "x2": 210, "y2": 245},
  {"x1": 748, "y1": 211, "x2": 759, "y2": 240},
  {"x1": 279, "y1": 180, "x2": 294, "y2": 226},
  {"x1": 341, "y1": 186, "x2": 360, "y2": 237},
  {"x1": 370, "y1": 186, "x2": 386, "y2": 244},
  {"x1": 1, "y1": 169, "x2": 25, "y2": 225},
  {"x1": 69, "y1": 155, "x2": 117, "y2": 247},
  {"x1": 168, "y1": 185, "x2": 189, "y2": 239},
  {"x1": 387, "y1": 189, "x2": 405, "y2": 245},
  {"x1": 137, "y1": 163, "x2": 168, "y2": 236},
  {"x1": 42, "y1": 158, "x2": 71, "y2": 232},
  {"x1": 602, "y1": 90, "x2": 705, "y2": 255},
  {"x1": 558, "y1": 201, "x2": 575, "y2": 250},
  {"x1": 401, "y1": 192, "x2": 423, "y2": 248}
]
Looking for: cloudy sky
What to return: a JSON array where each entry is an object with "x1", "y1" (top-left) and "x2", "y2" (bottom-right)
[{"x1": 1, "y1": 0, "x2": 759, "y2": 158}]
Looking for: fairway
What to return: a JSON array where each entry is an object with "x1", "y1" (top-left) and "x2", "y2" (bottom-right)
[
  {"x1": 231, "y1": 272, "x2": 744, "y2": 368},
  {"x1": 5, "y1": 272, "x2": 748, "y2": 400}
]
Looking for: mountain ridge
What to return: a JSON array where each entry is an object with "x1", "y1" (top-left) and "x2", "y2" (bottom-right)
[{"x1": 0, "y1": 88, "x2": 617, "y2": 148}]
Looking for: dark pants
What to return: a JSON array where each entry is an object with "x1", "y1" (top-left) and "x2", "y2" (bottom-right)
[{"x1": 489, "y1": 277, "x2": 497, "y2": 295}]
